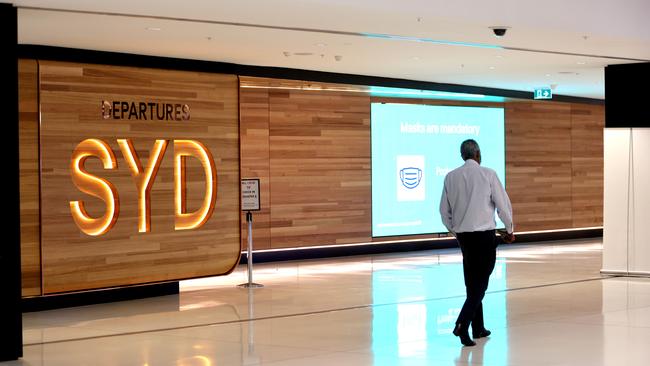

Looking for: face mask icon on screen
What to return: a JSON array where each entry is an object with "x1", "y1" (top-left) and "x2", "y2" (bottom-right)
[{"x1": 399, "y1": 167, "x2": 422, "y2": 189}]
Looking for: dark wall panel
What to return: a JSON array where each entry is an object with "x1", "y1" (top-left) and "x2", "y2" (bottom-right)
[
  {"x1": 0, "y1": 3, "x2": 23, "y2": 362},
  {"x1": 605, "y1": 62, "x2": 650, "y2": 127}
]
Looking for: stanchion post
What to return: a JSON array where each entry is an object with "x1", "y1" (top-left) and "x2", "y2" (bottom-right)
[
  {"x1": 239, "y1": 178, "x2": 263, "y2": 289},
  {"x1": 246, "y1": 211, "x2": 254, "y2": 286},
  {"x1": 238, "y1": 211, "x2": 263, "y2": 288}
]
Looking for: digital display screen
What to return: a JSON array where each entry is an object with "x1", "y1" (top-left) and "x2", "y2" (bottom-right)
[{"x1": 371, "y1": 103, "x2": 505, "y2": 237}]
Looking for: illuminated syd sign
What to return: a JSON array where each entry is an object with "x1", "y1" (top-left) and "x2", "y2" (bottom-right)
[{"x1": 69, "y1": 101, "x2": 216, "y2": 236}]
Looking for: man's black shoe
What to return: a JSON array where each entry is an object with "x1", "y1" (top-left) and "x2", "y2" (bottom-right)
[
  {"x1": 453, "y1": 323, "x2": 476, "y2": 346},
  {"x1": 472, "y1": 329, "x2": 491, "y2": 338}
]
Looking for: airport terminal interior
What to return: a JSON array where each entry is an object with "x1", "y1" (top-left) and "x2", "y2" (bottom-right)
[{"x1": 2, "y1": 1, "x2": 650, "y2": 365}]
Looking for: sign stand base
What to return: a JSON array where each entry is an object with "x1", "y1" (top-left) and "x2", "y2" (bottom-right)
[{"x1": 238, "y1": 210, "x2": 264, "y2": 289}]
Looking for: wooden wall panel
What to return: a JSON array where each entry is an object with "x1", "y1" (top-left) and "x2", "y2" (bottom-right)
[
  {"x1": 238, "y1": 79, "x2": 604, "y2": 247},
  {"x1": 506, "y1": 101, "x2": 574, "y2": 232},
  {"x1": 240, "y1": 86, "x2": 271, "y2": 250},
  {"x1": 571, "y1": 104, "x2": 605, "y2": 227},
  {"x1": 18, "y1": 59, "x2": 41, "y2": 297},
  {"x1": 39, "y1": 61, "x2": 240, "y2": 294},
  {"x1": 268, "y1": 89, "x2": 372, "y2": 248}
]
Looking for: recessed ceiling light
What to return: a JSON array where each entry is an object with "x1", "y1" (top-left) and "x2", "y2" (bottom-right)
[
  {"x1": 545, "y1": 74, "x2": 551, "y2": 77},
  {"x1": 495, "y1": 55, "x2": 503, "y2": 59},
  {"x1": 576, "y1": 61, "x2": 587, "y2": 65},
  {"x1": 315, "y1": 43, "x2": 327, "y2": 47},
  {"x1": 412, "y1": 56, "x2": 420, "y2": 61},
  {"x1": 282, "y1": 51, "x2": 291, "y2": 57},
  {"x1": 145, "y1": 27, "x2": 162, "y2": 31},
  {"x1": 489, "y1": 66, "x2": 496, "y2": 70}
]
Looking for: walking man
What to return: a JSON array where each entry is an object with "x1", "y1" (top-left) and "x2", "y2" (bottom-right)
[{"x1": 439, "y1": 139, "x2": 515, "y2": 346}]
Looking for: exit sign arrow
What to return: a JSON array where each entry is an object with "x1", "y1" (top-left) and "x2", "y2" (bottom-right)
[{"x1": 534, "y1": 87, "x2": 553, "y2": 100}]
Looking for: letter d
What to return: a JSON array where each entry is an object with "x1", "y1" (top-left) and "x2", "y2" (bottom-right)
[{"x1": 174, "y1": 140, "x2": 217, "y2": 230}]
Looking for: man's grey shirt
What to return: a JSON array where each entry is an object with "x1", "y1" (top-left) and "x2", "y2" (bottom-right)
[{"x1": 439, "y1": 159, "x2": 514, "y2": 234}]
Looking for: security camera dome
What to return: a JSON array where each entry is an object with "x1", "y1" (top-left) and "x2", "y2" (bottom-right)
[{"x1": 489, "y1": 26, "x2": 510, "y2": 37}]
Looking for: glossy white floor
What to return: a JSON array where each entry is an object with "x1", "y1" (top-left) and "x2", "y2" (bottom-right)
[{"x1": 5, "y1": 238, "x2": 650, "y2": 366}]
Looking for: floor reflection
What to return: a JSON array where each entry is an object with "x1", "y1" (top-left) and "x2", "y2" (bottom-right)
[
  {"x1": 13, "y1": 241, "x2": 629, "y2": 366},
  {"x1": 372, "y1": 259, "x2": 508, "y2": 365}
]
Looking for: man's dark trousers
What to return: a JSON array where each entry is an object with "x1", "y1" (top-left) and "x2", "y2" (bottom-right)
[{"x1": 455, "y1": 230, "x2": 497, "y2": 332}]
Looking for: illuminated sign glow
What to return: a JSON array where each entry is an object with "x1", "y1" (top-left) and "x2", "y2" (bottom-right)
[
  {"x1": 117, "y1": 139, "x2": 168, "y2": 233},
  {"x1": 174, "y1": 140, "x2": 218, "y2": 231},
  {"x1": 69, "y1": 139, "x2": 120, "y2": 236},
  {"x1": 69, "y1": 138, "x2": 217, "y2": 236},
  {"x1": 534, "y1": 87, "x2": 553, "y2": 100}
]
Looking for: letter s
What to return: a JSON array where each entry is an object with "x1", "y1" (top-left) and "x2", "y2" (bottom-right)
[{"x1": 69, "y1": 139, "x2": 119, "y2": 236}]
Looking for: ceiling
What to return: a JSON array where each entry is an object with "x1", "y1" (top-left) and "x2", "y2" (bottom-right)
[{"x1": 8, "y1": 0, "x2": 650, "y2": 99}]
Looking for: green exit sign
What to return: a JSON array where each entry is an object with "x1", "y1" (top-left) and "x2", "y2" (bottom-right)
[{"x1": 534, "y1": 87, "x2": 553, "y2": 99}]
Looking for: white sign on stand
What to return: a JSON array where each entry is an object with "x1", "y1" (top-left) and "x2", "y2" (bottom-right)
[{"x1": 241, "y1": 179, "x2": 260, "y2": 211}]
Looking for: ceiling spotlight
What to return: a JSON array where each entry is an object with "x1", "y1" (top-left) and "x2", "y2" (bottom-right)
[
  {"x1": 315, "y1": 43, "x2": 327, "y2": 47},
  {"x1": 283, "y1": 51, "x2": 291, "y2": 57},
  {"x1": 576, "y1": 61, "x2": 587, "y2": 65},
  {"x1": 489, "y1": 66, "x2": 496, "y2": 70},
  {"x1": 334, "y1": 55, "x2": 342, "y2": 61},
  {"x1": 145, "y1": 27, "x2": 162, "y2": 31}
]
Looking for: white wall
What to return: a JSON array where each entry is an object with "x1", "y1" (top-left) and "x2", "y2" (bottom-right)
[{"x1": 602, "y1": 128, "x2": 650, "y2": 276}]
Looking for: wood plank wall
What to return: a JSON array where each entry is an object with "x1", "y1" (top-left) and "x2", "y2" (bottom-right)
[
  {"x1": 267, "y1": 89, "x2": 372, "y2": 247},
  {"x1": 18, "y1": 59, "x2": 41, "y2": 297},
  {"x1": 571, "y1": 104, "x2": 605, "y2": 228},
  {"x1": 506, "y1": 101, "x2": 574, "y2": 231},
  {"x1": 37, "y1": 61, "x2": 241, "y2": 294},
  {"x1": 240, "y1": 78, "x2": 604, "y2": 249},
  {"x1": 240, "y1": 87, "x2": 271, "y2": 249}
]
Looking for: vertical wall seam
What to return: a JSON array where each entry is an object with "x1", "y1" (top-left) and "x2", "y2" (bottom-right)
[
  {"x1": 267, "y1": 88, "x2": 272, "y2": 249},
  {"x1": 569, "y1": 104, "x2": 576, "y2": 228},
  {"x1": 37, "y1": 59, "x2": 44, "y2": 295},
  {"x1": 627, "y1": 128, "x2": 633, "y2": 275}
]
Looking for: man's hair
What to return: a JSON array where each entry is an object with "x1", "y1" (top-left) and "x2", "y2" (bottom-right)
[{"x1": 460, "y1": 139, "x2": 480, "y2": 160}]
